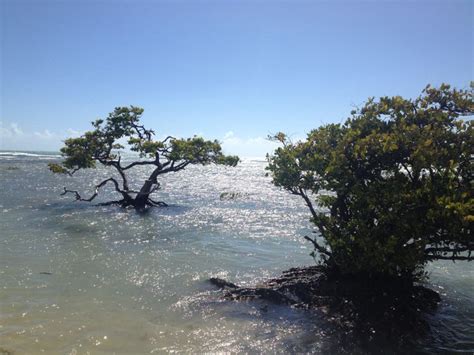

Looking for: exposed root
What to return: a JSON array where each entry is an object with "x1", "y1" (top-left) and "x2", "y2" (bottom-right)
[
  {"x1": 96, "y1": 200, "x2": 127, "y2": 207},
  {"x1": 209, "y1": 278, "x2": 238, "y2": 289},
  {"x1": 209, "y1": 266, "x2": 441, "y2": 341},
  {"x1": 147, "y1": 198, "x2": 169, "y2": 207}
]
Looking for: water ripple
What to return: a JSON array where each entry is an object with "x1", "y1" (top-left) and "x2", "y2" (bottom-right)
[{"x1": 0, "y1": 157, "x2": 473, "y2": 353}]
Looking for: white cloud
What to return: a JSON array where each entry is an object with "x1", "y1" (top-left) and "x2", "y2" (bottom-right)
[
  {"x1": 10, "y1": 123, "x2": 23, "y2": 135},
  {"x1": 220, "y1": 131, "x2": 308, "y2": 158},
  {"x1": 221, "y1": 131, "x2": 280, "y2": 158},
  {"x1": 34, "y1": 129, "x2": 55, "y2": 139},
  {"x1": 0, "y1": 121, "x2": 84, "y2": 151},
  {"x1": 0, "y1": 122, "x2": 24, "y2": 137},
  {"x1": 0, "y1": 122, "x2": 289, "y2": 158},
  {"x1": 223, "y1": 131, "x2": 235, "y2": 140},
  {"x1": 66, "y1": 128, "x2": 82, "y2": 136}
]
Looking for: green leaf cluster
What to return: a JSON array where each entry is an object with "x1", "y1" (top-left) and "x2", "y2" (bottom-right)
[
  {"x1": 168, "y1": 136, "x2": 239, "y2": 166},
  {"x1": 267, "y1": 84, "x2": 473, "y2": 278},
  {"x1": 49, "y1": 106, "x2": 239, "y2": 174}
]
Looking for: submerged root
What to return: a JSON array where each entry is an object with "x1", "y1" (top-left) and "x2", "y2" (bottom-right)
[
  {"x1": 146, "y1": 198, "x2": 168, "y2": 207},
  {"x1": 97, "y1": 200, "x2": 127, "y2": 207},
  {"x1": 93, "y1": 198, "x2": 169, "y2": 209},
  {"x1": 208, "y1": 266, "x2": 441, "y2": 341}
]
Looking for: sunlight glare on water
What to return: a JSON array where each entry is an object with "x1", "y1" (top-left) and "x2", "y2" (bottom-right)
[{"x1": 0, "y1": 152, "x2": 473, "y2": 353}]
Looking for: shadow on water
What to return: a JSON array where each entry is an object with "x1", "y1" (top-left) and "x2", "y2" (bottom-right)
[
  {"x1": 37, "y1": 200, "x2": 192, "y2": 216},
  {"x1": 135, "y1": 204, "x2": 192, "y2": 217},
  {"x1": 2, "y1": 160, "x2": 473, "y2": 354},
  {"x1": 200, "y1": 270, "x2": 457, "y2": 355},
  {"x1": 203, "y1": 295, "x2": 441, "y2": 354},
  {"x1": 180, "y1": 286, "x2": 421, "y2": 354}
]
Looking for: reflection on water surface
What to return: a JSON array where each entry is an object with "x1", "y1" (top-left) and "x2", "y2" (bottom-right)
[{"x1": 0, "y1": 153, "x2": 473, "y2": 353}]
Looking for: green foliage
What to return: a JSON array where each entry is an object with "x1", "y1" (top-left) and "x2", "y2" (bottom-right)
[
  {"x1": 167, "y1": 137, "x2": 238, "y2": 166},
  {"x1": 267, "y1": 84, "x2": 474, "y2": 278},
  {"x1": 47, "y1": 163, "x2": 69, "y2": 174},
  {"x1": 50, "y1": 106, "x2": 239, "y2": 174},
  {"x1": 50, "y1": 106, "x2": 239, "y2": 209}
]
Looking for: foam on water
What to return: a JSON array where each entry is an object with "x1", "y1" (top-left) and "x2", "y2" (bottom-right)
[
  {"x1": 0, "y1": 151, "x2": 61, "y2": 160},
  {"x1": 0, "y1": 153, "x2": 473, "y2": 353}
]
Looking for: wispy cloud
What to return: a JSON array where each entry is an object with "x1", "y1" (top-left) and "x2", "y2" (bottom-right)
[
  {"x1": 0, "y1": 122, "x2": 84, "y2": 151},
  {"x1": 221, "y1": 131, "x2": 280, "y2": 158},
  {"x1": 66, "y1": 128, "x2": 82, "y2": 136},
  {"x1": 0, "y1": 122, "x2": 286, "y2": 157},
  {"x1": 0, "y1": 122, "x2": 24, "y2": 136},
  {"x1": 34, "y1": 129, "x2": 55, "y2": 139}
]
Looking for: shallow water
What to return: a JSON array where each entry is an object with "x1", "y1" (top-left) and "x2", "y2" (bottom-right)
[{"x1": 0, "y1": 152, "x2": 473, "y2": 354}]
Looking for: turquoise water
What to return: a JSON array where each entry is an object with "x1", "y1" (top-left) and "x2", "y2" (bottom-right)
[{"x1": 0, "y1": 152, "x2": 473, "y2": 353}]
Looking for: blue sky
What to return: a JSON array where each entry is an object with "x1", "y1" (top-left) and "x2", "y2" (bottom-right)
[{"x1": 1, "y1": 0, "x2": 472, "y2": 157}]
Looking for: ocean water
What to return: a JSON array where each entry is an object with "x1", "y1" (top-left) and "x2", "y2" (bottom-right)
[{"x1": 0, "y1": 152, "x2": 473, "y2": 354}]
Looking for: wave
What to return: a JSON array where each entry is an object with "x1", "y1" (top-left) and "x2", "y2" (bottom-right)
[{"x1": 0, "y1": 151, "x2": 61, "y2": 159}]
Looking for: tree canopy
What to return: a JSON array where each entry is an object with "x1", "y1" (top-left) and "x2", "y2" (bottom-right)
[
  {"x1": 267, "y1": 83, "x2": 473, "y2": 278},
  {"x1": 49, "y1": 106, "x2": 239, "y2": 209}
]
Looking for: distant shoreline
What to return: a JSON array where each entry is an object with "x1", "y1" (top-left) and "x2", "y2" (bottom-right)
[{"x1": 0, "y1": 150, "x2": 268, "y2": 162}]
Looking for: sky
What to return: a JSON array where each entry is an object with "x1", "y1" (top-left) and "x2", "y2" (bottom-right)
[{"x1": 1, "y1": 0, "x2": 472, "y2": 157}]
